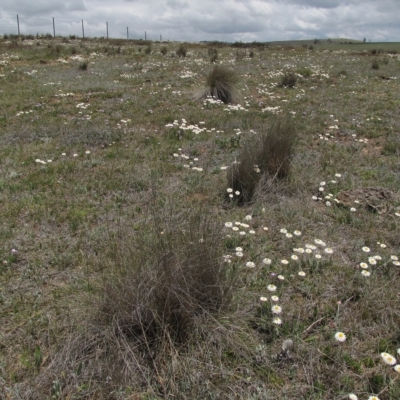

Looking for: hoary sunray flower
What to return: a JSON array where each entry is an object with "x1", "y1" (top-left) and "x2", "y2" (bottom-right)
[
  {"x1": 286, "y1": 233, "x2": 293, "y2": 238},
  {"x1": 280, "y1": 228, "x2": 288, "y2": 234},
  {"x1": 315, "y1": 254, "x2": 322, "y2": 259},
  {"x1": 306, "y1": 244, "x2": 317, "y2": 250},
  {"x1": 394, "y1": 365, "x2": 400, "y2": 373},
  {"x1": 360, "y1": 262, "x2": 368, "y2": 269},
  {"x1": 298, "y1": 271, "x2": 306, "y2": 277},
  {"x1": 260, "y1": 296, "x2": 268, "y2": 302},
  {"x1": 263, "y1": 258, "x2": 272, "y2": 265},
  {"x1": 315, "y1": 239, "x2": 326, "y2": 246},
  {"x1": 291, "y1": 254, "x2": 299, "y2": 261},
  {"x1": 381, "y1": 352, "x2": 397, "y2": 365},
  {"x1": 272, "y1": 317, "x2": 282, "y2": 325},
  {"x1": 225, "y1": 222, "x2": 233, "y2": 228},
  {"x1": 348, "y1": 394, "x2": 358, "y2": 400},
  {"x1": 368, "y1": 396, "x2": 380, "y2": 400},
  {"x1": 350, "y1": 207, "x2": 356, "y2": 212},
  {"x1": 335, "y1": 332, "x2": 346, "y2": 342},
  {"x1": 361, "y1": 270, "x2": 371, "y2": 277},
  {"x1": 278, "y1": 275, "x2": 285, "y2": 280},
  {"x1": 263, "y1": 227, "x2": 269, "y2": 231},
  {"x1": 281, "y1": 259, "x2": 289, "y2": 265},
  {"x1": 293, "y1": 230, "x2": 302, "y2": 236},
  {"x1": 272, "y1": 305, "x2": 282, "y2": 314},
  {"x1": 368, "y1": 257, "x2": 377, "y2": 265},
  {"x1": 324, "y1": 247, "x2": 333, "y2": 254},
  {"x1": 362, "y1": 246, "x2": 371, "y2": 253},
  {"x1": 232, "y1": 226, "x2": 239, "y2": 231},
  {"x1": 246, "y1": 261, "x2": 255, "y2": 268},
  {"x1": 271, "y1": 295, "x2": 279, "y2": 302},
  {"x1": 245, "y1": 215, "x2": 252, "y2": 221},
  {"x1": 236, "y1": 247, "x2": 243, "y2": 252},
  {"x1": 267, "y1": 284, "x2": 277, "y2": 292}
]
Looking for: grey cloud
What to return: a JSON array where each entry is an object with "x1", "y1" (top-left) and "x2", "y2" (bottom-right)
[
  {"x1": 1, "y1": 0, "x2": 86, "y2": 16},
  {"x1": 0, "y1": 0, "x2": 399, "y2": 42}
]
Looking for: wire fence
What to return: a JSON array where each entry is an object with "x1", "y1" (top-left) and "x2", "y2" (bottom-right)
[{"x1": 0, "y1": 15, "x2": 163, "y2": 41}]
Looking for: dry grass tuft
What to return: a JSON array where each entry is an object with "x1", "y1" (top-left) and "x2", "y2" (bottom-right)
[
  {"x1": 278, "y1": 72, "x2": 297, "y2": 88},
  {"x1": 199, "y1": 65, "x2": 239, "y2": 104},
  {"x1": 226, "y1": 117, "x2": 297, "y2": 204},
  {"x1": 258, "y1": 118, "x2": 297, "y2": 179},
  {"x1": 176, "y1": 44, "x2": 187, "y2": 58},
  {"x1": 22, "y1": 206, "x2": 241, "y2": 398}
]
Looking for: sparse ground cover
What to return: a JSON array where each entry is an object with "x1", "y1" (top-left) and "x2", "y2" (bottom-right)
[{"x1": 0, "y1": 36, "x2": 400, "y2": 399}]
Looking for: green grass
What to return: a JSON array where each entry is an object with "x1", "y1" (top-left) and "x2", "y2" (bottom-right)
[{"x1": 1, "y1": 36, "x2": 400, "y2": 399}]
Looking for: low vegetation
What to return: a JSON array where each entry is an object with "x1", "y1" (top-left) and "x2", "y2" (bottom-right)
[{"x1": 0, "y1": 35, "x2": 400, "y2": 399}]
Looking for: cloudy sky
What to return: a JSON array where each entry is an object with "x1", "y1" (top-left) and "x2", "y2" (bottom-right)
[{"x1": 0, "y1": 0, "x2": 398, "y2": 42}]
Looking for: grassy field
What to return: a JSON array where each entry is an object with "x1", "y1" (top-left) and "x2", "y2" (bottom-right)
[{"x1": 0, "y1": 36, "x2": 400, "y2": 399}]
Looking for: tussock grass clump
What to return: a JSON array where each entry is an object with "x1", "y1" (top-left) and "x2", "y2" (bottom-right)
[
  {"x1": 160, "y1": 45, "x2": 168, "y2": 55},
  {"x1": 371, "y1": 60, "x2": 379, "y2": 70},
  {"x1": 227, "y1": 138, "x2": 262, "y2": 204},
  {"x1": 101, "y1": 209, "x2": 235, "y2": 343},
  {"x1": 198, "y1": 65, "x2": 239, "y2": 104},
  {"x1": 227, "y1": 118, "x2": 296, "y2": 204},
  {"x1": 24, "y1": 207, "x2": 240, "y2": 398},
  {"x1": 279, "y1": 72, "x2": 297, "y2": 88},
  {"x1": 208, "y1": 47, "x2": 218, "y2": 63},
  {"x1": 176, "y1": 44, "x2": 187, "y2": 57},
  {"x1": 144, "y1": 44, "x2": 152, "y2": 55},
  {"x1": 258, "y1": 118, "x2": 297, "y2": 179},
  {"x1": 78, "y1": 61, "x2": 87, "y2": 70}
]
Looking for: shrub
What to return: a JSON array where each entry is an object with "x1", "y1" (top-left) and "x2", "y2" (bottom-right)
[
  {"x1": 371, "y1": 61, "x2": 379, "y2": 70},
  {"x1": 249, "y1": 50, "x2": 254, "y2": 58},
  {"x1": 160, "y1": 45, "x2": 168, "y2": 55},
  {"x1": 176, "y1": 44, "x2": 187, "y2": 57},
  {"x1": 226, "y1": 118, "x2": 296, "y2": 204},
  {"x1": 202, "y1": 65, "x2": 238, "y2": 104},
  {"x1": 279, "y1": 72, "x2": 297, "y2": 88}
]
